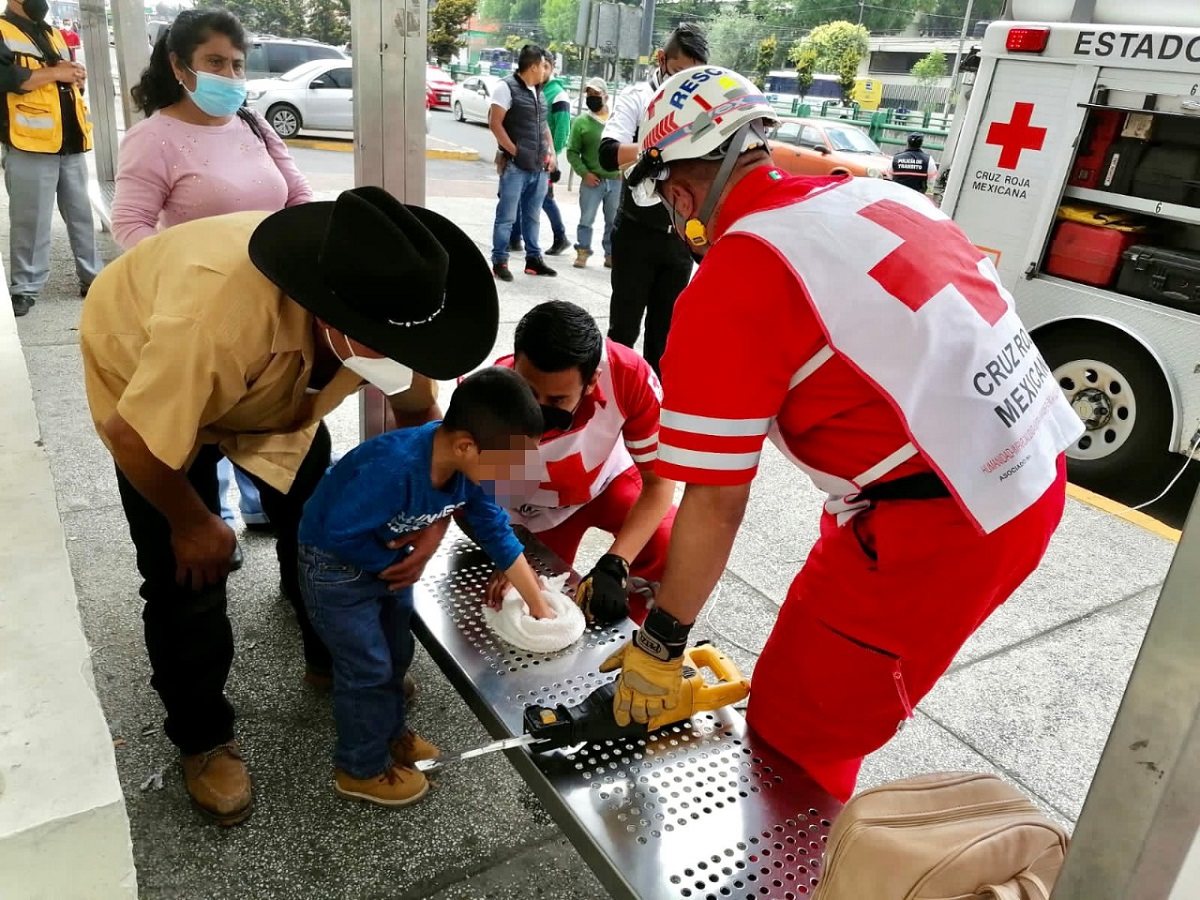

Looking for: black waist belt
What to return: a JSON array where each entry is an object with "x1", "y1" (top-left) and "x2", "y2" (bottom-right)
[{"x1": 856, "y1": 471, "x2": 951, "y2": 503}]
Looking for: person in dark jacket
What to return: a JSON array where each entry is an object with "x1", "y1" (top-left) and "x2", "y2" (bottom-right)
[
  {"x1": 511, "y1": 49, "x2": 571, "y2": 257},
  {"x1": 891, "y1": 133, "x2": 938, "y2": 194},
  {"x1": 488, "y1": 43, "x2": 557, "y2": 281}
]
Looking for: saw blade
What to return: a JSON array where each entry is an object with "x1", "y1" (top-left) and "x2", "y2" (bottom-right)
[{"x1": 414, "y1": 733, "x2": 539, "y2": 773}]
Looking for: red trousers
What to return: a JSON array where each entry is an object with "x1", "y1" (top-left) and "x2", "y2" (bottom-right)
[
  {"x1": 534, "y1": 466, "x2": 676, "y2": 624},
  {"x1": 746, "y1": 457, "x2": 1068, "y2": 802}
]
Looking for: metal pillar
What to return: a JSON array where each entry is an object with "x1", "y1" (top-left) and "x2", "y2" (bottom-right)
[
  {"x1": 351, "y1": 0, "x2": 429, "y2": 440},
  {"x1": 949, "y1": 0, "x2": 975, "y2": 92},
  {"x1": 78, "y1": 0, "x2": 115, "y2": 182},
  {"x1": 352, "y1": 0, "x2": 427, "y2": 202},
  {"x1": 109, "y1": 0, "x2": 148, "y2": 131},
  {"x1": 638, "y1": 0, "x2": 656, "y2": 80},
  {"x1": 1051, "y1": 483, "x2": 1200, "y2": 899}
]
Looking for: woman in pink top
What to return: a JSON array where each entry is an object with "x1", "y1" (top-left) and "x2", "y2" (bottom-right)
[
  {"x1": 113, "y1": 8, "x2": 313, "y2": 552},
  {"x1": 113, "y1": 9, "x2": 311, "y2": 247}
]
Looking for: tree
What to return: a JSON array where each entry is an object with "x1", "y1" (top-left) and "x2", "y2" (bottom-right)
[
  {"x1": 308, "y1": 0, "x2": 348, "y2": 46},
  {"x1": 915, "y1": 0, "x2": 1006, "y2": 38},
  {"x1": 478, "y1": 0, "x2": 542, "y2": 27},
  {"x1": 429, "y1": 0, "x2": 477, "y2": 64},
  {"x1": 540, "y1": 0, "x2": 579, "y2": 47},
  {"x1": 835, "y1": 47, "x2": 859, "y2": 102},
  {"x1": 910, "y1": 48, "x2": 947, "y2": 110},
  {"x1": 792, "y1": 45, "x2": 817, "y2": 99},
  {"x1": 787, "y1": 20, "x2": 869, "y2": 75},
  {"x1": 503, "y1": 33, "x2": 527, "y2": 53},
  {"x1": 753, "y1": 35, "x2": 776, "y2": 90},
  {"x1": 211, "y1": 0, "x2": 305, "y2": 36},
  {"x1": 706, "y1": 10, "x2": 767, "y2": 75}
]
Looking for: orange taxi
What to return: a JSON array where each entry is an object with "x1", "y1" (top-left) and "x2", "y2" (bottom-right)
[{"x1": 767, "y1": 117, "x2": 894, "y2": 180}]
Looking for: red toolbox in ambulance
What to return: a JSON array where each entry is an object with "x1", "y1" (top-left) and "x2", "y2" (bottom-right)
[
  {"x1": 1069, "y1": 110, "x2": 1124, "y2": 190},
  {"x1": 1045, "y1": 220, "x2": 1143, "y2": 288}
]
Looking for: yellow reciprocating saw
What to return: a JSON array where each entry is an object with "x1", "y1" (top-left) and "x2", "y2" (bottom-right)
[{"x1": 416, "y1": 643, "x2": 750, "y2": 773}]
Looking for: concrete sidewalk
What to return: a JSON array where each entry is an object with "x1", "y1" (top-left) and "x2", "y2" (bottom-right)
[{"x1": 2, "y1": 182, "x2": 1185, "y2": 898}]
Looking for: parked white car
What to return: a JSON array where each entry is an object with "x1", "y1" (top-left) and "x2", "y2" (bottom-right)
[
  {"x1": 451, "y1": 75, "x2": 502, "y2": 125},
  {"x1": 247, "y1": 59, "x2": 354, "y2": 138}
]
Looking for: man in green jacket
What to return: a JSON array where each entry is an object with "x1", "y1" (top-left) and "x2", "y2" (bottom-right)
[
  {"x1": 511, "y1": 50, "x2": 570, "y2": 256},
  {"x1": 567, "y1": 77, "x2": 621, "y2": 268}
]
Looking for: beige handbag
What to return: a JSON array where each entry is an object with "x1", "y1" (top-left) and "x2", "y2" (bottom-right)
[{"x1": 812, "y1": 772, "x2": 1069, "y2": 900}]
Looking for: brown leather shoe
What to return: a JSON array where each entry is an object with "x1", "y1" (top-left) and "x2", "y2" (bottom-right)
[
  {"x1": 181, "y1": 741, "x2": 252, "y2": 826},
  {"x1": 335, "y1": 763, "x2": 428, "y2": 807},
  {"x1": 390, "y1": 729, "x2": 440, "y2": 767}
]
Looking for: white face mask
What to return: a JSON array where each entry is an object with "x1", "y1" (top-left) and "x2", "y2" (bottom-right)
[{"x1": 325, "y1": 329, "x2": 414, "y2": 396}]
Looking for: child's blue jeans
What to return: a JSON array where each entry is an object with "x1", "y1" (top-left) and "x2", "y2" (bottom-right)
[{"x1": 298, "y1": 543, "x2": 414, "y2": 779}]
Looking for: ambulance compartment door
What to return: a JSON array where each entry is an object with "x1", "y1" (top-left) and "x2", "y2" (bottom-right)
[{"x1": 946, "y1": 59, "x2": 1096, "y2": 289}]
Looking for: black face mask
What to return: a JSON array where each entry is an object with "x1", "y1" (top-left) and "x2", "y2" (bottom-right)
[
  {"x1": 586, "y1": 95, "x2": 604, "y2": 113},
  {"x1": 22, "y1": 0, "x2": 48, "y2": 22},
  {"x1": 540, "y1": 404, "x2": 575, "y2": 435}
]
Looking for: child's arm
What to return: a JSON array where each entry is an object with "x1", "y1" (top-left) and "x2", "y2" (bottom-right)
[
  {"x1": 463, "y1": 486, "x2": 556, "y2": 620},
  {"x1": 504, "y1": 553, "x2": 557, "y2": 621}
]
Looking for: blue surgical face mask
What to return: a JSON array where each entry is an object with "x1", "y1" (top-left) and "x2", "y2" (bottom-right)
[{"x1": 184, "y1": 65, "x2": 247, "y2": 117}]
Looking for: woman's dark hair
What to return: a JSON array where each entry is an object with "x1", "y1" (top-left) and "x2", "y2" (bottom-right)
[
  {"x1": 514, "y1": 300, "x2": 604, "y2": 385},
  {"x1": 131, "y1": 8, "x2": 248, "y2": 116}
]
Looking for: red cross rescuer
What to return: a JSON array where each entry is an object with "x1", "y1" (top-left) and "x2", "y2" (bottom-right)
[
  {"x1": 601, "y1": 66, "x2": 1085, "y2": 803},
  {"x1": 474, "y1": 300, "x2": 677, "y2": 626}
]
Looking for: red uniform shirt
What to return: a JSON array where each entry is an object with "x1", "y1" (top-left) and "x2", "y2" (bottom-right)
[
  {"x1": 656, "y1": 167, "x2": 933, "y2": 488},
  {"x1": 496, "y1": 337, "x2": 663, "y2": 479}
]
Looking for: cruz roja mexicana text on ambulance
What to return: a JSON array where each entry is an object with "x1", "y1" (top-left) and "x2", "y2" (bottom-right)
[
  {"x1": 971, "y1": 327, "x2": 1053, "y2": 429},
  {"x1": 972, "y1": 170, "x2": 1031, "y2": 200}
]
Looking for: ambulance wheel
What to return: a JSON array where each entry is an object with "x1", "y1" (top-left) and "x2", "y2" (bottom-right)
[
  {"x1": 266, "y1": 104, "x2": 302, "y2": 138},
  {"x1": 1038, "y1": 326, "x2": 1172, "y2": 491}
]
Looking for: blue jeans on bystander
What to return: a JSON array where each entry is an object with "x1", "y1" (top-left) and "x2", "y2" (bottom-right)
[
  {"x1": 576, "y1": 177, "x2": 621, "y2": 256},
  {"x1": 492, "y1": 164, "x2": 548, "y2": 264},
  {"x1": 299, "y1": 543, "x2": 415, "y2": 780}
]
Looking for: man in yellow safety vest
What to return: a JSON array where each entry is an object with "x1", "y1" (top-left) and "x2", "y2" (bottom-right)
[{"x1": 0, "y1": 0, "x2": 101, "y2": 317}]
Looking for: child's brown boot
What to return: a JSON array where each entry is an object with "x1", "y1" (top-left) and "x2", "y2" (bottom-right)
[{"x1": 334, "y1": 763, "x2": 428, "y2": 807}]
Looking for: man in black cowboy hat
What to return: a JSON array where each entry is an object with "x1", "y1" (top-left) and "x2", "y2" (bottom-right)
[{"x1": 79, "y1": 186, "x2": 498, "y2": 826}]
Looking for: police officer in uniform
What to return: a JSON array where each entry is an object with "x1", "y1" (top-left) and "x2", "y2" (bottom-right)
[
  {"x1": 891, "y1": 132, "x2": 938, "y2": 195},
  {"x1": 0, "y1": 0, "x2": 101, "y2": 317}
]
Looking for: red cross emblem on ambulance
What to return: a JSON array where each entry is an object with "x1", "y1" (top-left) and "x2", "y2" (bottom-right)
[{"x1": 986, "y1": 102, "x2": 1046, "y2": 170}]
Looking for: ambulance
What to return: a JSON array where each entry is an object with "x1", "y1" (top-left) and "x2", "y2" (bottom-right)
[{"x1": 940, "y1": 2, "x2": 1200, "y2": 493}]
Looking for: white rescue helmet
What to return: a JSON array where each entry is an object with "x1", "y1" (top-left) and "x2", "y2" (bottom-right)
[{"x1": 627, "y1": 66, "x2": 776, "y2": 211}]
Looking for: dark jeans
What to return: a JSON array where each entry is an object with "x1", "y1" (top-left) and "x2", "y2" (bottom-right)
[
  {"x1": 492, "y1": 164, "x2": 549, "y2": 263},
  {"x1": 607, "y1": 217, "x2": 694, "y2": 376},
  {"x1": 299, "y1": 543, "x2": 415, "y2": 779},
  {"x1": 114, "y1": 423, "x2": 334, "y2": 755}
]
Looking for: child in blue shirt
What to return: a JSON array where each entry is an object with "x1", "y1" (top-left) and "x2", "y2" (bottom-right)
[{"x1": 298, "y1": 367, "x2": 554, "y2": 807}]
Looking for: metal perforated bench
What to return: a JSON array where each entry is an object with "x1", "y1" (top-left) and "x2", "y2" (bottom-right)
[{"x1": 412, "y1": 527, "x2": 843, "y2": 900}]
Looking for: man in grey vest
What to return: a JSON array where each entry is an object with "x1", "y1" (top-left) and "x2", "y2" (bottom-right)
[
  {"x1": 489, "y1": 44, "x2": 557, "y2": 282},
  {"x1": 891, "y1": 133, "x2": 938, "y2": 195}
]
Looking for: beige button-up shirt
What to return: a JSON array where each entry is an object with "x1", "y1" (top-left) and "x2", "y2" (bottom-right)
[{"x1": 80, "y1": 210, "x2": 434, "y2": 493}]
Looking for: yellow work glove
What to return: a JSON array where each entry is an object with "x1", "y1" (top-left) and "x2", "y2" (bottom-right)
[{"x1": 599, "y1": 634, "x2": 685, "y2": 727}]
